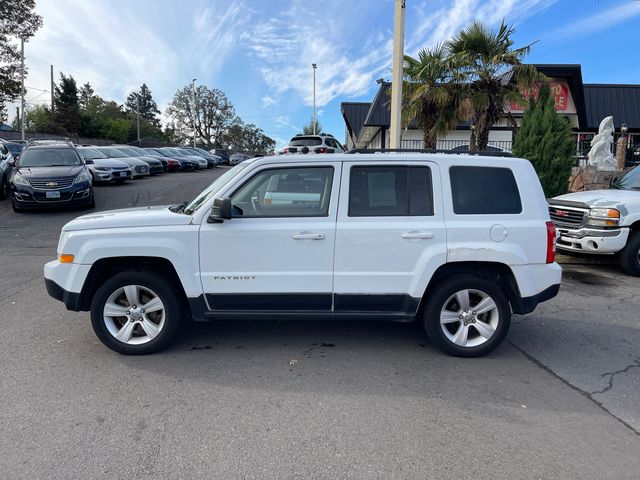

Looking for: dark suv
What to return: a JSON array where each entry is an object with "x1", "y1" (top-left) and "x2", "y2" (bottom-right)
[{"x1": 9, "y1": 140, "x2": 95, "y2": 212}]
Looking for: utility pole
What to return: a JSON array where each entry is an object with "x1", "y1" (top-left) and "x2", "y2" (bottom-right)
[
  {"x1": 136, "y1": 95, "x2": 141, "y2": 146},
  {"x1": 389, "y1": 0, "x2": 406, "y2": 149},
  {"x1": 20, "y1": 37, "x2": 25, "y2": 142},
  {"x1": 50, "y1": 65, "x2": 54, "y2": 119},
  {"x1": 312, "y1": 64, "x2": 317, "y2": 135},
  {"x1": 16, "y1": 107, "x2": 20, "y2": 131},
  {"x1": 191, "y1": 78, "x2": 197, "y2": 148}
]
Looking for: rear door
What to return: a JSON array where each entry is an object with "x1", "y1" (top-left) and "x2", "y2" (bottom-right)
[{"x1": 333, "y1": 160, "x2": 447, "y2": 315}]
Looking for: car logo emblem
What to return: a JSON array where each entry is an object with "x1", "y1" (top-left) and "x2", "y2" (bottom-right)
[
  {"x1": 555, "y1": 209, "x2": 569, "y2": 217},
  {"x1": 47, "y1": 182, "x2": 58, "y2": 187}
]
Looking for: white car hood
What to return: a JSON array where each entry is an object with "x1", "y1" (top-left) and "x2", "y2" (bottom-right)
[
  {"x1": 62, "y1": 205, "x2": 193, "y2": 231},
  {"x1": 552, "y1": 189, "x2": 640, "y2": 209}
]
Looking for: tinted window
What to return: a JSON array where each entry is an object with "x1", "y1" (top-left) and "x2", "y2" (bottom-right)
[
  {"x1": 19, "y1": 148, "x2": 83, "y2": 167},
  {"x1": 231, "y1": 167, "x2": 334, "y2": 217},
  {"x1": 78, "y1": 148, "x2": 107, "y2": 160},
  {"x1": 450, "y1": 166, "x2": 522, "y2": 214},
  {"x1": 289, "y1": 137, "x2": 322, "y2": 147},
  {"x1": 349, "y1": 165, "x2": 434, "y2": 216}
]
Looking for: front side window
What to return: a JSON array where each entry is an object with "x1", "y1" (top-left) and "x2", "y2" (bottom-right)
[
  {"x1": 349, "y1": 165, "x2": 434, "y2": 216},
  {"x1": 450, "y1": 166, "x2": 522, "y2": 214},
  {"x1": 231, "y1": 167, "x2": 334, "y2": 217}
]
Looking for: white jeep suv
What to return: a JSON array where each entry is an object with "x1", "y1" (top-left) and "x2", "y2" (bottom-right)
[{"x1": 44, "y1": 153, "x2": 561, "y2": 357}]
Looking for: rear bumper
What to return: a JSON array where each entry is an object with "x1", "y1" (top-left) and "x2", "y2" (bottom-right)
[{"x1": 514, "y1": 284, "x2": 560, "y2": 315}]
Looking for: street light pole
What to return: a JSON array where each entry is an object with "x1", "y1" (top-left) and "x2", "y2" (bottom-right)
[
  {"x1": 136, "y1": 95, "x2": 141, "y2": 146},
  {"x1": 389, "y1": 0, "x2": 406, "y2": 149},
  {"x1": 20, "y1": 37, "x2": 25, "y2": 142},
  {"x1": 312, "y1": 63, "x2": 317, "y2": 135},
  {"x1": 191, "y1": 78, "x2": 197, "y2": 148}
]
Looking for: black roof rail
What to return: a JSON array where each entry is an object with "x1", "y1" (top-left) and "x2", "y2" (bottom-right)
[
  {"x1": 24, "y1": 138, "x2": 75, "y2": 148},
  {"x1": 346, "y1": 148, "x2": 512, "y2": 157}
]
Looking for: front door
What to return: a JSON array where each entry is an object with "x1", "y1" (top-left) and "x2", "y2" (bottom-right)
[{"x1": 199, "y1": 162, "x2": 341, "y2": 312}]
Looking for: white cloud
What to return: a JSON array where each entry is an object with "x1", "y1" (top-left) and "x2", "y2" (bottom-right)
[
  {"x1": 261, "y1": 95, "x2": 277, "y2": 108},
  {"x1": 549, "y1": 1, "x2": 640, "y2": 40}
]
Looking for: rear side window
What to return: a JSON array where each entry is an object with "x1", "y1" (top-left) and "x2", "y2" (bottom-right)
[
  {"x1": 349, "y1": 165, "x2": 434, "y2": 216},
  {"x1": 450, "y1": 166, "x2": 522, "y2": 214}
]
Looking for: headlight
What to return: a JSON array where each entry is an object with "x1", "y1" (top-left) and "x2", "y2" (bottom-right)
[
  {"x1": 588, "y1": 208, "x2": 620, "y2": 227},
  {"x1": 74, "y1": 170, "x2": 92, "y2": 184},
  {"x1": 94, "y1": 166, "x2": 111, "y2": 171},
  {"x1": 12, "y1": 173, "x2": 29, "y2": 186}
]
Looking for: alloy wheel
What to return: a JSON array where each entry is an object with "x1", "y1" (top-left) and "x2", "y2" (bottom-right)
[
  {"x1": 440, "y1": 289, "x2": 500, "y2": 348},
  {"x1": 103, "y1": 285, "x2": 165, "y2": 345}
]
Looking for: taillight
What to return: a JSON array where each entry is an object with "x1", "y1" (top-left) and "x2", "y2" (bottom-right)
[
  {"x1": 546, "y1": 221, "x2": 557, "y2": 263},
  {"x1": 283, "y1": 147, "x2": 289, "y2": 154},
  {"x1": 315, "y1": 147, "x2": 327, "y2": 153}
]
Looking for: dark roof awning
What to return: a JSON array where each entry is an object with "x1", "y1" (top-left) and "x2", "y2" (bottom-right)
[
  {"x1": 583, "y1": 84, "x2": 640, "y2": 131},
  {"x1": 341, "y1": 102, "x2": 371, "y2": 144}
]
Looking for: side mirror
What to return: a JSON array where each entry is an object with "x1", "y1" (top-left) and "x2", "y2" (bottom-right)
[{"x1": 208, "y1": 197, "x2": 232, "y2": 223}]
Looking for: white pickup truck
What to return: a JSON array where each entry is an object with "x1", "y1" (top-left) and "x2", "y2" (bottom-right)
[
  {"x1": 44, "y1": 153, "x2": 561, "y2": 357},
  {"x1": 548, "y1": 165, "x2": 640, "y2": 276}
]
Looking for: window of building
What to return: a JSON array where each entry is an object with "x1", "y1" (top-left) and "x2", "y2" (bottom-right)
[
  {"x1": 449, "y1": 166, "x2": 522, "y2": 214},
  {"x1": 349, "y1": 165, "x2": 434, "y2": 216}
]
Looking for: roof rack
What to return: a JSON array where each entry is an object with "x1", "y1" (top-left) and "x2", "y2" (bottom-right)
[
  {"x1": 347, "y1": 148, "x2": 512, "y2": 157},
  {"x1": 25, "y1": 138, "x2": 75, "y2": 148}
]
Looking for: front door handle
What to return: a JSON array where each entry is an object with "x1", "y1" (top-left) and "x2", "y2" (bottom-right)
[
  {"x1": 401, "y1": 232, "x2": 434, "y2": 240},
  {"x1": 292, "y1": 233, "x2": 325, "y2": 240}
]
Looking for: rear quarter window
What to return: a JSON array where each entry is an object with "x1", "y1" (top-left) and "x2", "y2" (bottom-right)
[{"x1": 450, "y1": 166, "x2": 522, "y2": 214}]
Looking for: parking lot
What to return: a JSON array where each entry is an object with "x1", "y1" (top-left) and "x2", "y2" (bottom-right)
[{"x1": 1, "y1": 168, "x2": 639, "y2": 479}]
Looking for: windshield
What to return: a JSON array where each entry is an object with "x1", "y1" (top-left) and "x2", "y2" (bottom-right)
[
  {"x1": 116, "y1": 147, "x2": 140, "y2": 157},
  {"x1": 178, "y1": 149, "x2": 196, "y2": 157},
  {"x1": 168, "y1": 149, "x2": 186, "y2": 157},
  {"x1": 6, "y1": 143, "x2": 22, "y2": 155},
  {"x1": 184, "y1": 163, "x2": 250, "y2": 214},
  {"x1": 614, "y1": 166, "x2": 640, "y2": 190},
  {"x1": 19, "y1": 148, "x2": 83, "y2": 167},
  {"x1": 96, "y1": 147, "x2": 128, "y2": 158},
  {"x1": 78, "y1": 148, "x2": 108, "y2": 160}
]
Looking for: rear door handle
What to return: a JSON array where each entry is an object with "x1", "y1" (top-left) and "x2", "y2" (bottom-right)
[
  {"x1": 401, "y1": 232, "x2": 434, "y2": 240},
  {"x1": 292, "y1": 233, "x2": 325, "y2": 240}
]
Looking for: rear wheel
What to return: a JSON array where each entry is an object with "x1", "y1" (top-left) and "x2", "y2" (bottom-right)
[
  {"x1": 90, "y1": 270, "x2": 183, "y2": 354},
  {"x1": 618, "y1": 231, "x2": 640, "y2": 276},
  {"x1": 422, "y1": 274, "x2": 511, "y2": 357}
]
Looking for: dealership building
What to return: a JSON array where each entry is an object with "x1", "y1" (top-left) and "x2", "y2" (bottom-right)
[{"x1": 341, "y1": 64, "x2": 640, "y2": 159}]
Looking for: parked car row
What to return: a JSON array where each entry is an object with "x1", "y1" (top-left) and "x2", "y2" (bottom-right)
[{"x1": 0, "y1": 139, "x2": 230, "y2": 212}]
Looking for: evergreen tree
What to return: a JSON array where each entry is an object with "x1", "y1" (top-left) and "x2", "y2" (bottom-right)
[
  {"x1": 79, "y1": 82, "x2": 95, "y2": 109},
  {"x1": 512, "y1": 81, "x2": 575, "y2": 197},
  {"x1": 125, "y1": 83, "x2": 161, "y2": 127},
  {"x1": 54, "y1": 72, "x2": 81, "y2": 134}
]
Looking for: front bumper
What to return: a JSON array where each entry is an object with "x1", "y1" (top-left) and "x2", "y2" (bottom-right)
[
  {"x1": 44, "y1": 260, "x2": 92, "y2": 310},
  {"x1": 556, "y1": 226, "x2": 629, "y2": 254},
  {"x1": 13, "y1": 181, "x2": 93, "y2": 208}
]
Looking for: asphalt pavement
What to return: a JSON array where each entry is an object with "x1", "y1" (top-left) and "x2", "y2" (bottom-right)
[{"x1": 1, "y1": 167, "x2": 639, "y2": 479}]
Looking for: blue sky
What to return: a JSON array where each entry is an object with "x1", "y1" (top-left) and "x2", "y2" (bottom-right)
[{"x1": 14, "y1": 0, "x2": 640, "y2": 147}]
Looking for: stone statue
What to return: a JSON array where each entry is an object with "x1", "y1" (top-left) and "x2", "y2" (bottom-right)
[{"x1": 587, "y1": 116, "x2": 616, "y2": 171}]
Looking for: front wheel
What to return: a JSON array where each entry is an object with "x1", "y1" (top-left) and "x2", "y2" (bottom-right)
[
  {"x1": 618, "y1": 231, "x2": 640, "y2": 276},
  {"x1": 0, "y1": 176, "x2": 7, "y2": 200},
  {"x1": 90, "y1": 271, "x2": 183, "y2": 354},
  {"x1": 422, "y1": 274, "x2": 511, "y2": 357}
]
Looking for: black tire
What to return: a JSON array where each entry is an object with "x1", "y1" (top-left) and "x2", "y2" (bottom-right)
[
  {"x1": 618, "y1": 231, "x2": 640, "y2": 277},
  {"x1": 422, "y1": 274, "x2": 511, "y2": 357},
  {"x1": 90, "y1": 270, "x2": 183, "y2": 354},
  {"x1": 11, "y1": 197, "x2": 23, "y2": 212},
  {"x1": 0, "y1": 175, "x2": 7, "y2": 200}
]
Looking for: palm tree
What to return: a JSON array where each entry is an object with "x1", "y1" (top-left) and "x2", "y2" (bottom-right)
[
  {"x1": 403, "y1": 44, "x2": 470, "y2": 149},
  {"x1": 448, "y1": 21, "x2": 540, "y2": 151}
]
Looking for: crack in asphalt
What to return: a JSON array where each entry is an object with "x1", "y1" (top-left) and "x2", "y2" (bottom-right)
[
  {"x1": 591, "y1": 358, "x2": 640, "y2": 395},
  {"x1": 508, "y1": 340, "x2": 640, "y2": 436}
]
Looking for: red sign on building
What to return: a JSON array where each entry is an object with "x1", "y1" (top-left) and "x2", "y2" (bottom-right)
[{"x1": 510, "y1": 81, "x2": 569, "y2": 111}]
